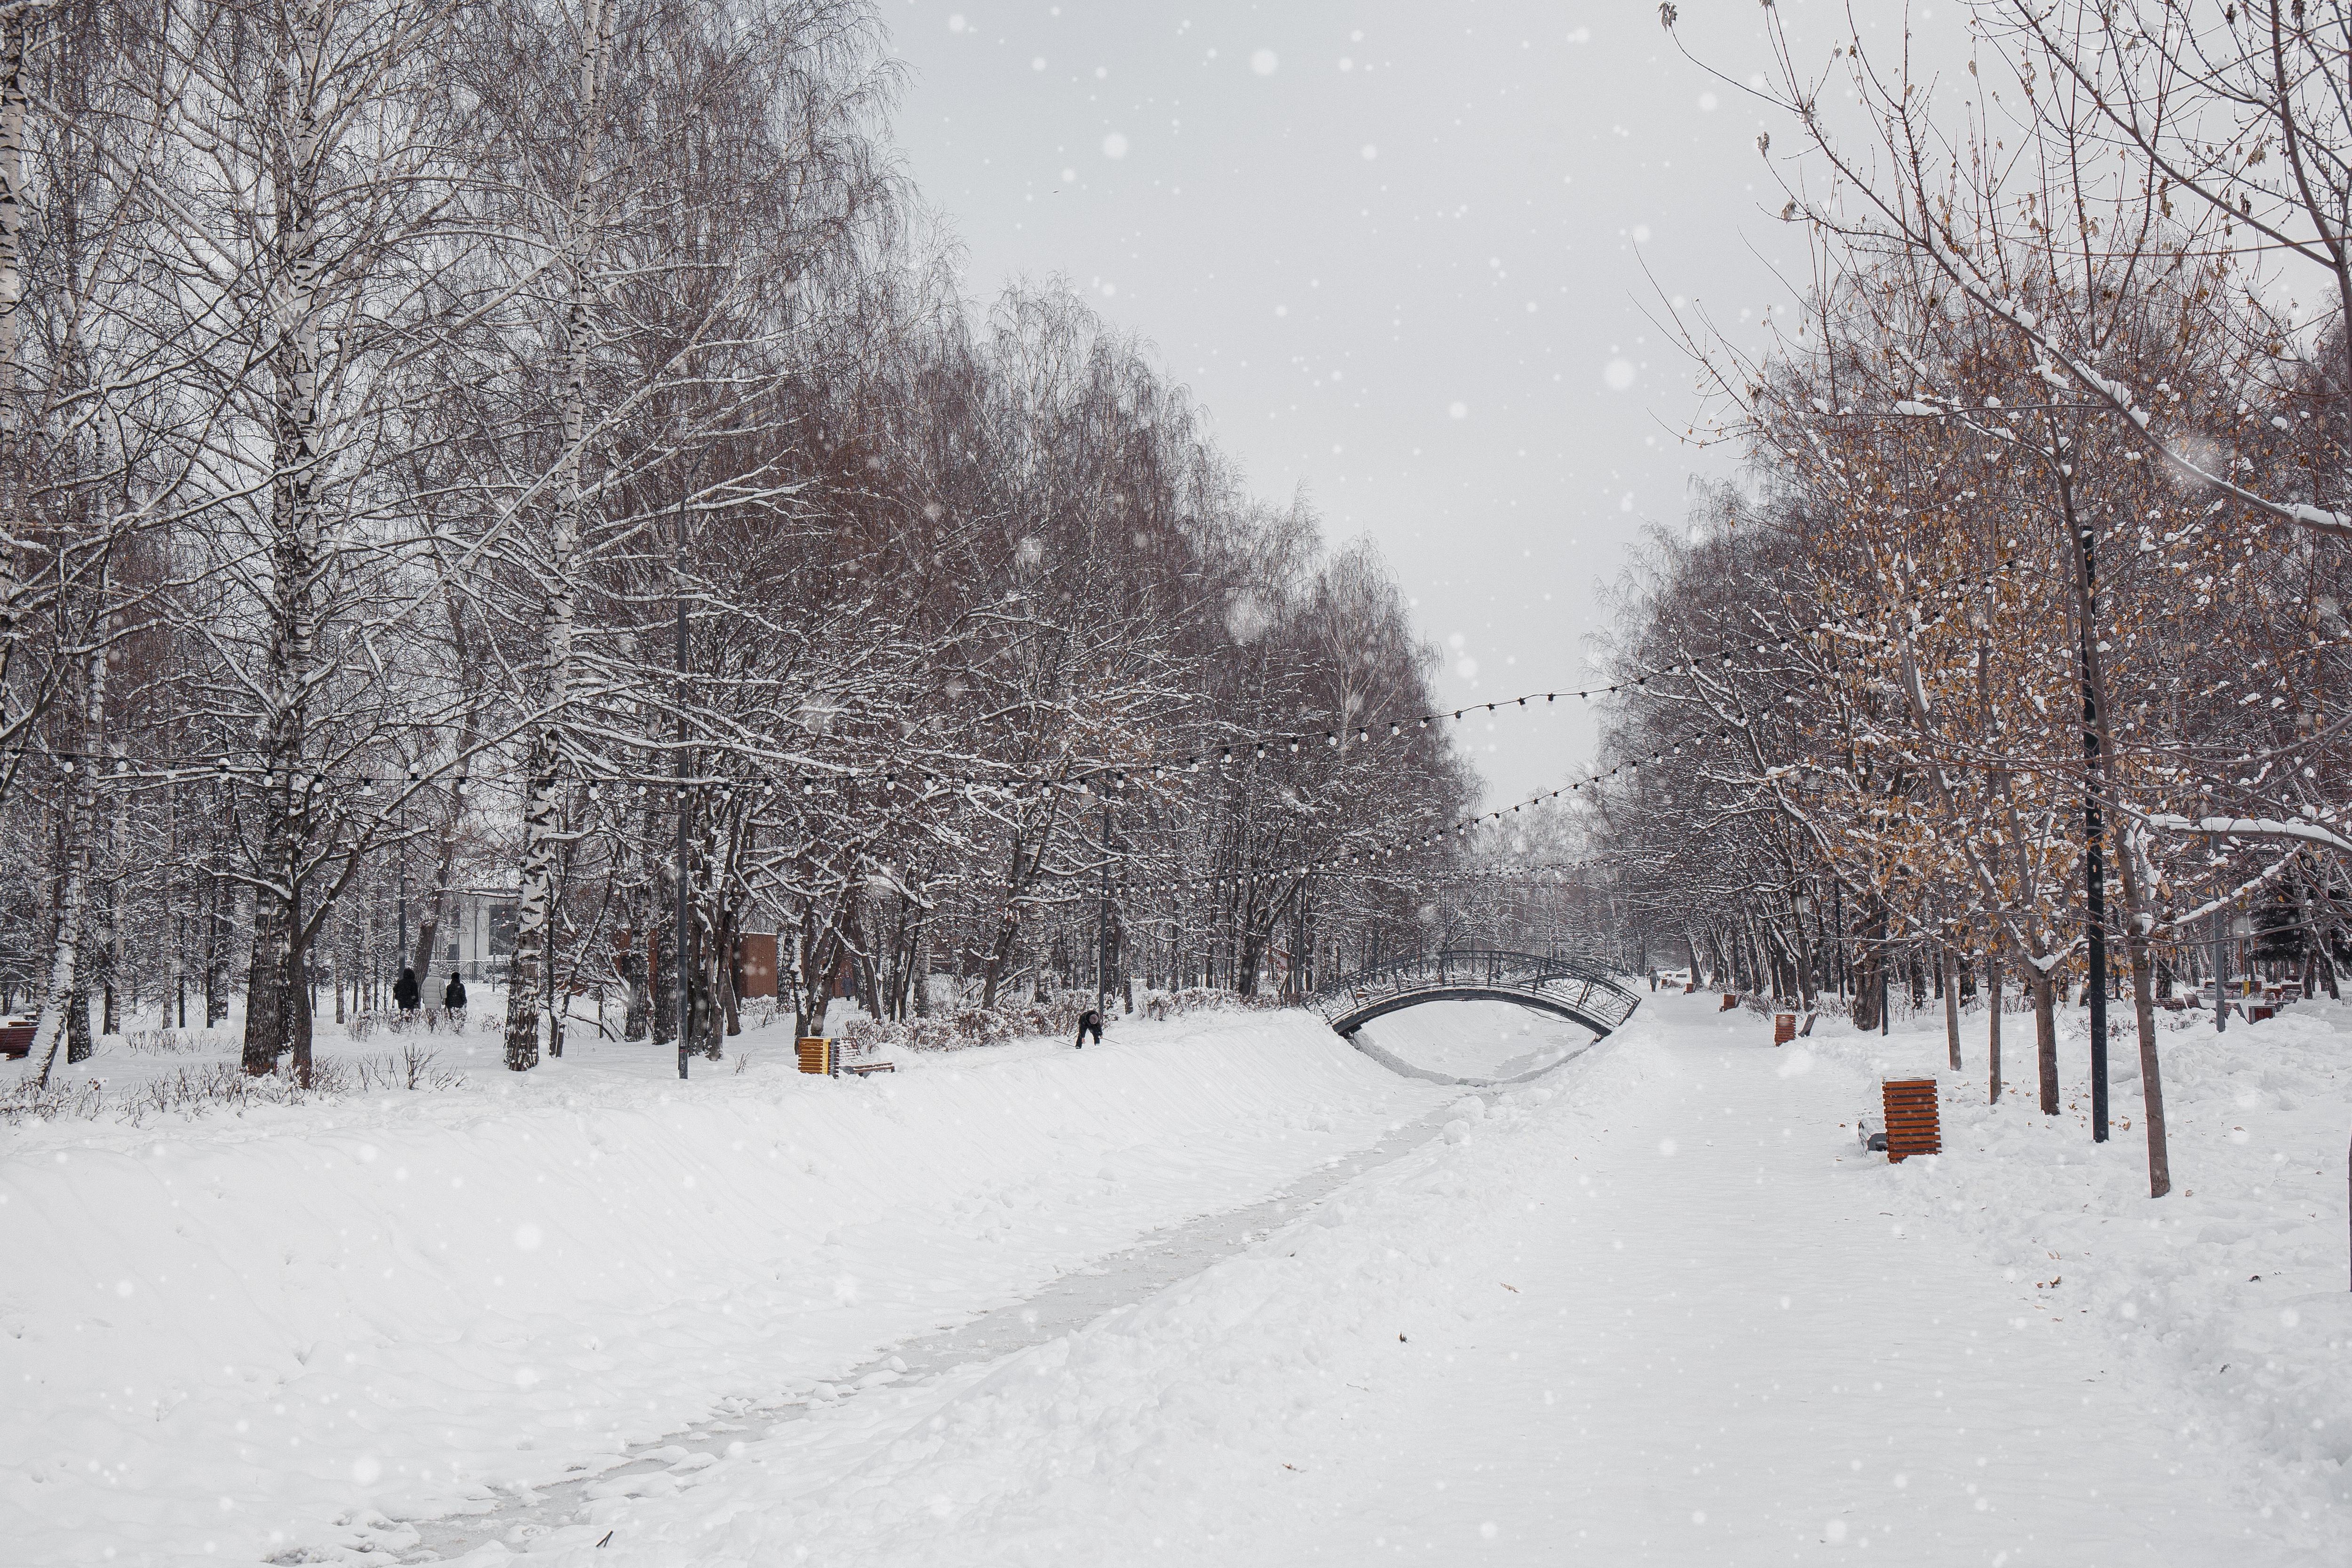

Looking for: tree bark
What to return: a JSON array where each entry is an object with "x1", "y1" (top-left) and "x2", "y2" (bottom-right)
[
  {"x1": 32, "y1": 641, "x2": 106, "y2": 1086},
  {"x1": 1986, "y1": 954, "x2": 2003, "y2": 1106},
  {"x1": 242, "y1": 0, "x2": 329, "y2": 1083},
  {"x1": 2122, "y1": 923, "x2": 2172, "y2": 1196},
  {"x1": 2033, "y1": 969, "x2": 2060, "y2": 1116},
  {"x1": 1941, "y1": 945, "x2": 1962, "y2": 1070},
  {"x1": 503, "y1": 0, "x2": 617, "y2": 1073}
]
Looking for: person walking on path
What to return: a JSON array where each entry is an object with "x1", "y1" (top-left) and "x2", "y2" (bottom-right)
[
  {"x1": 393, "y1": 967, "x2": 421, "y2": 1016},
  {"x1": 1075, "y1": 1007, "x2": 1103, "y2": 1048},
  {"x1": 443, "y1": 972, "x2": 468, "y2": 1022}
]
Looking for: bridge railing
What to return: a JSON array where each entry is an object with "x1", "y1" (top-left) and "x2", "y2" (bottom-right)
[{"x1": 1308, "y1": 948, "x2": 1643, "y2": 1032}]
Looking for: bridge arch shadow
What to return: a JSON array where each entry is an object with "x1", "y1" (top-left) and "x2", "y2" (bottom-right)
[{"x1": 1308, "y1": 950, "x2": 1642, "y2": 1082}]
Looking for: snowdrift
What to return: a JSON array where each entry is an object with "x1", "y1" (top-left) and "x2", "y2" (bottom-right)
[
  {"x1": 0, "y1": 1008, "x2": 1441, "y2": 1566},
  {"x1": 1791, "y1": 995, "x2": 2352, "y2": 1500}
]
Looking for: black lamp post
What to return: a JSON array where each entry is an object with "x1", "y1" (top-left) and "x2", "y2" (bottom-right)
[{"x1": 674, "y1": 477, "x2": 692, "y2": 1081}]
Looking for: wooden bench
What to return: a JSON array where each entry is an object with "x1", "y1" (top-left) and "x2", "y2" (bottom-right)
[
  {"x1": 0, "y1": 1020, "x2": 31, "y2": 1060},
  {"x1": 1880, "y1": 1078, "x2": 1941, "y2": 1162},
  {"x1": 799, "y1": 1036, "x2": 896, "y2": 1076},
  {"x1": 1772, "y1": 1013, "x2": 1796, "y2": 1047}
]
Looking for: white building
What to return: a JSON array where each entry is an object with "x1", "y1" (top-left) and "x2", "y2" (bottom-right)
[{"x1": 431, "y1": 888, "x2": 517, "y2": 984}]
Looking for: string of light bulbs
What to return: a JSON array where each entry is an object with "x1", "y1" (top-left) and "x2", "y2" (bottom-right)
[{"x1": 0, "y1": 547, "x2": 2045, "y2": 795}]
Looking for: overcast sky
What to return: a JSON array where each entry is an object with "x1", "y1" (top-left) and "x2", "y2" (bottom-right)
[{"x1": 878, "y1": 0, "x2": 1907, "y2": 809}]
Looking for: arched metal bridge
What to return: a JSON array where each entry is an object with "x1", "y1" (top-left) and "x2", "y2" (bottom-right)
[{"x1": 1308, "y1": 949, "x2": 1643, "y2": 1040}]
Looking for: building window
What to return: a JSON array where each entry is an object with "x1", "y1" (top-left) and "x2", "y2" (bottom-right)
[{"x1": 488, "y1": 903, "x2": 517, "y2": 958}]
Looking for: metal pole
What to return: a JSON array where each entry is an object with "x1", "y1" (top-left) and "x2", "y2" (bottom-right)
[
  {"x1": 1879, "y1": 944, "x2": 1889, "y2": 1037},
  {"x1": 2081, "y1": 513, "x2": 2108, "y2": 1143},
  {"x1": 1097, "y1": 801, "x2": 1112, "y2": 1016},
  {"x1": 2211, "y1": 837, "x2": 2227, "y2": 1035},
  {"x1": 675, "y1": 485, "x2": 691, "y2": 1080},
  {"x1": 1833, "y1": 880, "x2": 1844, "y2": 998}
]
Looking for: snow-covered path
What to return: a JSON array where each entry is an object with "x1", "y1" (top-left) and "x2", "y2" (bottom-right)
[{"x1": 529, "y1": 994, "x2": 2320, "y2": 1567}]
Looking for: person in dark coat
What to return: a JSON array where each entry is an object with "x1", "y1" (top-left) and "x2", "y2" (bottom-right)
[
  {"x1": 443, "y1": 972, "x2": 468, "y2": 1016},
  {"x1": 1075, "y1": 1007, "x2": 1103, "y2": 1048},
  {"x1": 393, "y1": 967, "x2": 421, "y2": 1015}
]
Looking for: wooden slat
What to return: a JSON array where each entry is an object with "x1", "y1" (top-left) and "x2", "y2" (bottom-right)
[{"x1": 1880, "y1": 1076, "x2": 1941, "y2": 1162}]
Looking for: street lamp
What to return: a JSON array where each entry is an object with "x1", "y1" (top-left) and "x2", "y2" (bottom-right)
[{"x1": 673, "y1": 466, "x2": 695, "y2": 1080}]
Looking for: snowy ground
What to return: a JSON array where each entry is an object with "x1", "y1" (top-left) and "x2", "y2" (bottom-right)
[
  {"x1": 8, "y1": 990, "x2": 2348, "y2": 1565},
  {"x1": 1352, "y1": 998, "x2": 1598, "y2": 1082},
  {"x1": 435, "y1": 993, "x2": 2345, "y2": 1567},
  {"x1": 0, "y1": 1007, "x2": 1446, "y2": 1566}
]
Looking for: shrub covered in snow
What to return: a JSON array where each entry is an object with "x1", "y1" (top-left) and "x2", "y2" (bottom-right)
[
  {"x1": 831, "y1": 987, "x2": 1279, "y2": 1055},
  {"x1": 0, "y1": 1046, "x2": 467, "y2": 1128}
]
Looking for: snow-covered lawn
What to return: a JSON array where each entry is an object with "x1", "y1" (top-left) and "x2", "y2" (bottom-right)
[
  {"x1": 496, "y1": 992, "x2": 2350, "y2": 1566},
  {"x1": 0, "y1": 1009, "x2": 1444, "y2": 1566}
]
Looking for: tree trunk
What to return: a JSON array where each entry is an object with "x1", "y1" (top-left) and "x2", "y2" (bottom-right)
[
  {"x1": 243, "y1": 0, "x2": 328, "y2": 1083},
  {"x1": 66, "y1": 963, "x2": 92, "y2": 1063},
  {"x1": 1851, "y1": 948, "x2": 1882, "y2": 1031},
  {"x1": 1941, "y1": 945, "x2": 1962, "y2": 1070},
  {"x1": 2033, "y1": 970, "x2": 2060, "y2": 1116},
  {"x1": 0, "y1": 7, "x2": 25, "y2": 441},
  {"x1": 32, "y1": 645, "x2": 107, "y2": 1086},
  {"x1": 2122, "y1": 927, "x2": 2172, "y2": 1197},
  {"x1": 981, "y1": 904, "x2": 1020, "y2": 1009},
  {"x1": 1986, "y1": 955, "x2": 2002, "y2": 1106},
  {"x1": 411, "y1": 807, "x2": 459, "y2": 987},
  {"x1": 502, "y1": 753, "x2": 559, "y2": 1071},
  {"x1": 503, "y1": 0, "x2": 615, "y2": 1074}
]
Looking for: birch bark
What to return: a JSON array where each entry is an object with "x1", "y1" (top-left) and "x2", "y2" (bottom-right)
[
  {"x1": 242, "y1": 0, "x2": 330, "y2": 1078},
  {"x1": 32, "y1": 634, "x2": 103, "y2": 1086},
  {"x1": 505, "y1": 0, "x2": 617, "y2": 1072}
]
